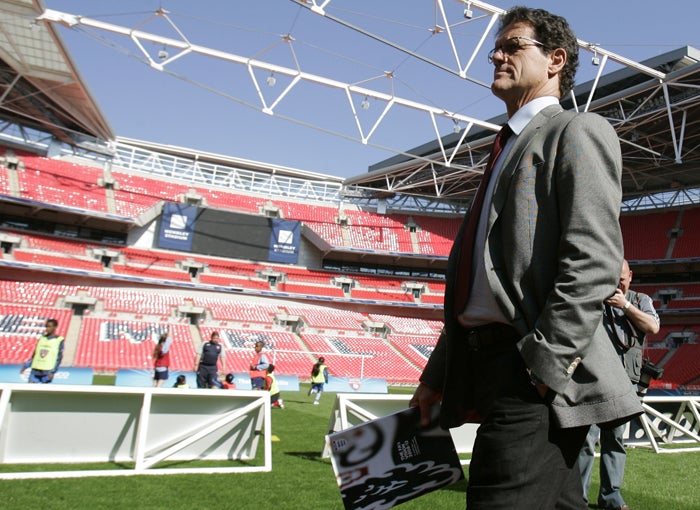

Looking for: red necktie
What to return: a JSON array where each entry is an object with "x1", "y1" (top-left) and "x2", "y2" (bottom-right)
[{"x1": 453, "y1": 124, "x2": 513, "y2": 316}]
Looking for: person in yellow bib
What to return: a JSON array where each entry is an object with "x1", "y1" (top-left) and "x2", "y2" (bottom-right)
[
  {"x1": 21, "y1": 318, "x2": 64, "y2": 384},
  {"x1": 265, "y1": 364, "x2": 284, "y2": 409},
  {"x1": 309, "y1": 357, "x2": 329, "y2": 405}
]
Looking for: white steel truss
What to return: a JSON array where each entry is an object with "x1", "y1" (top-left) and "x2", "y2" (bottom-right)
[{"x1": 33, "y1": 2, "x2": 700, "y2": 211}]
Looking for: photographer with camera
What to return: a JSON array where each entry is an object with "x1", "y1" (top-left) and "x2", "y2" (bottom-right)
[{"x1": 578, "y1": 259, "x2": 660, "y2": 510}]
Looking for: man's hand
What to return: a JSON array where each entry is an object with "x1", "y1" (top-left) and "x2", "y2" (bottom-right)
[
  {"x1": 605, "y1": 288, "x2": 626, "y2": 309},
  {"x1": 47, "y1": 373, "x2": 54, "y2": 382},
  {"x1": 409, "y1": 383, "x2": 442, "y2": 427}
]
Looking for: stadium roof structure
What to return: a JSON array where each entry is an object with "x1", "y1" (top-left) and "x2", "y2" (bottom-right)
[
  {"x1": 0, "y1": 0, "x2": 113, "y2": 148},
  {"x1": 354, "y1": 45, "x2": 700, "y2": 212},
  {"x1": 1, "y1": 0, "x2": 699, "y2": 213}
]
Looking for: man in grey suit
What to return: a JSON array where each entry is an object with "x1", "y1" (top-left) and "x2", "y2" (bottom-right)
[{"x1": 410, "y1": 6, "x2": 643, "y2": 509}]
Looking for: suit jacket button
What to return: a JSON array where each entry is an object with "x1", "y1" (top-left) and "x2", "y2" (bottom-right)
[{"x1": 566, "y1": 357, "x2": 582, "y2": 375}]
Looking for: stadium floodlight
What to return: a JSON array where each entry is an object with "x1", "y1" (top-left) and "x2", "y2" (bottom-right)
[
  {"x1": 266, "y1": 73, "x2": 276, "y2": 87},
  {"x1": 361, "y1": 96, "x2": 370, "y2": 110},
  {"x1": 463, "y1": 2, "x2": 473, "y2": 19},
  {"x1": 453, "y1": 120, "x2": 461, "y2": 133}
]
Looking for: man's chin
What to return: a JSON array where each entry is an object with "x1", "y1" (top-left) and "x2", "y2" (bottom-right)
[{"x1": 491, "y1": 82, "x2": 508, "y2": 100}]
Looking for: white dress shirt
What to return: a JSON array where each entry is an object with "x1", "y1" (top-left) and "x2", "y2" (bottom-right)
[{"x1": 458, "y1": 96, "x2": 560, "y2": 328}]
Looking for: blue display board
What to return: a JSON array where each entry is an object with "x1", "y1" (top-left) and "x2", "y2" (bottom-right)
[
  {"x1": 115, "y1": 369, "x2": 196, "y2": 387},
  {"x1": 325, "y1": 377, "x2": 388, "y2": 394},
  {"x1": 0, "y1": 365, "x2": 93, "y2": 385},
  {"x1": 232, "y1": 374, "x2": 300, "y2": 391},
  {"x1": 115, "y1": 369, "x2": 299, "y2": 391}
]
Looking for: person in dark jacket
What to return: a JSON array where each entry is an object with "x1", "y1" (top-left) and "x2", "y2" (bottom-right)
[{"x1": 194, "y1": 331, "x2": 225, "y2": 388}]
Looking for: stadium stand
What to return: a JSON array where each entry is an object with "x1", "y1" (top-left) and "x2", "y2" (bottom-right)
[
  {"x1": 300, "y1": 332, "x2": 423, "y2": 383},
  {"x1": 198, "y1": 325, "x2": 314, "y2": 377},
  {"x1": 73, "y1": 317, "x2": 194, "y2": 373},
  {"x1": 15, "y1": 152, "x2": 109, "y2": 213},
  {"x1": 368, "y1": 314, "x2": 443, "y2": 335},
  {"x1": 95, "y1": 288, "x2": 180, "y2": 315},
  {"x1": 1, "y1": 140, "x2": 700, "y2": 389},
  {"x1": 0, "y1": 305, "x2": 74, "y2": 364},
  {"x1": 198, "y1": 299, "x2": 282, "y2": 323},
  {"x1": 23, "y1": 234, "x2": 94, "y2": 256},
  {"x1": 620, "y1": 210, "x2": 678, "y2": 260},
  {"x1": 0, "y1": 281, "x2": 75, "y2": 306},
  {"x1": 110, "y1": 170, "x2": 189, "y2": 217},
  {"x1": 0, "y1": 165, "x2": 8, "y2": 194},
  {"x1": 12, "y1": 250, "x2": 106, "y2": 272},
  {"x1": 657, "y1": 343, "x2": 700, "y2": 386},
  {"x1": 1, "y1": 5, "x2": 699, "y2": 401},
  {"x1": 194, "y1": 185, "x2": 261, "y2": 214},
  {"x1": 644, "y1": 347, "x2": 669, "y2": 367},
  {"x1": 414, "y1": 215, "x2": 460, "y2": 255},
  {"x1": 672, "y1": 207, "x2": 700, "y2": 259},
  {"x1": 388, "y1": 334, "x2": 436, "y2": 368},
  {"x1": 284, "y1": 306, "x2": 366, "y2": 331}
]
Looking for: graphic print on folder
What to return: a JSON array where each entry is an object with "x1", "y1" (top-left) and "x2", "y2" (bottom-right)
[{"x1": 326, "y1": 403, "x2": 464, "y2": 510}]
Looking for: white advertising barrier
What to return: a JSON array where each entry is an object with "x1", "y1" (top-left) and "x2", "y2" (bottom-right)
[
  {"x1": 626, "y1": 395, "x2": 700, "y2": 453},
  {"x1": 322, "y1": 394, "x2": 700, "y2": 461},
  {"x1": 322, "y1": 394, "x2": 477, "y2": 464},
  {"x1": 114, "y1": 369, "x2": 300, "y2": 391},
  {"x1": 0, "y1": 364, "x2": 93, "y2": 385},
  {"x1": 0, "y1": 383, "x2": 271, "y2": 479}
]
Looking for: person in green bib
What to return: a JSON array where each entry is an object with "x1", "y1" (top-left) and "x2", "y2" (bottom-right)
[{"x1": 21, "y1": 318, "x2": 64, "y2": 384}]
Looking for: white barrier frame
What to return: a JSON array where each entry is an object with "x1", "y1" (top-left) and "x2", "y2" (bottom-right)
[
  {"x1": 324, "y1": 394, "x2": 700, "y2": 460},
  {"x1": 0, "y1": 383, "x2": 271, "y2": 479},
  {"x1": 323, "y1": 393, "x2": 477, "y2": 464},
  {"x1": 630, "y1": 395, "x2": 700, "y2": 453}
]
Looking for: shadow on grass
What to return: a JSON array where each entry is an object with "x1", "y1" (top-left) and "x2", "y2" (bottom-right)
[
  {"x1": 281, "y1": 396, "x2": 321, "y2": 405},
  {"x1": 285, "y1": 450, "x2": 331, "y2": 464}
]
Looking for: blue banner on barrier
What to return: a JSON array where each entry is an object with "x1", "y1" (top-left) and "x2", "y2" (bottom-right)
[
  {"x1": 0, "y1": 365, "x2": 93, "y2": 385},
  {"x1": 222, "y1": 374, "x2": 300, "y2": 391},
  {"x1": 114, "y1": 370, "x2": 300, "y2": 391},
  {"x1": 268, "y1": 218, "x2": 300, "y2": 263},
  {"x1": 115, "y1": 369, "x2": 196, "y2": 387},
  {"x1": 158, "y1": 202, "x2": 197, "y2": 251},
  {"x1": 324, "y1": 377, "x2": 388, "y2": 394}
]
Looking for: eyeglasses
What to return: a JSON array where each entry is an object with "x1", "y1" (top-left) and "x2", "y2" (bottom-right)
[{"x1": 488, "y1": 36, "x2": 545, "y2": 64}]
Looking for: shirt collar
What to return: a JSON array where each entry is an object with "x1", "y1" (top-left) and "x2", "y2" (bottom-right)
[{"x1": 507, "y1": 96, "x2": 559, "y2": 135}]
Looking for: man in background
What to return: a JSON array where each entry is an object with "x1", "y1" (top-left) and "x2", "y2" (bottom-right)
[
  {"x1": 152, "y1": 331, "x2": 172, "y2": 388},
  {"x1": 249, "y1": 340, "x2": 270, "y2": 390},
  {"x1": 194, "y1": 331, "x2": 225, "y2": 388},
  {"x1": 578, "y1": 259, "x2": 660, "y2": 510},
  {"x1": 21, "y1": 318, "x2": 64, "y2": 383}
]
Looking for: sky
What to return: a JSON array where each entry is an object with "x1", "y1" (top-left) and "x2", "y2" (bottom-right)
[{"x1": 42, "y1": 0, "x2": 700, "y2": 179}]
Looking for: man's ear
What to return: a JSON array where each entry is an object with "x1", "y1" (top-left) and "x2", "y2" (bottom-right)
[{"x1": 548, "y1": 47, "x2": 567, "y2": 77}]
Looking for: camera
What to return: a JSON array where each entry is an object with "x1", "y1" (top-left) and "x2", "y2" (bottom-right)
[{"x1": 637, "y1": 358, "x2": 664, "y2": 393}]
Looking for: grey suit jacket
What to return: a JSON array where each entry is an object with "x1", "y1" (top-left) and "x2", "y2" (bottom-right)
[{"x1": 422, "y1": 104, "x2": 643, "y2": 429}]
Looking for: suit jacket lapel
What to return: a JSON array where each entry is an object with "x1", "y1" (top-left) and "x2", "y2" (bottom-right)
[{"x1": 490, "y1": 104, "x2": 563, "y2": 220}]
